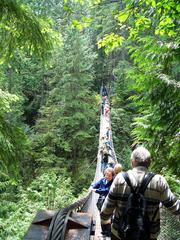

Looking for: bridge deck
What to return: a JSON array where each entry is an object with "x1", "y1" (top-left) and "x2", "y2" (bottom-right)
[
  {"x1": 93, "y1": 211, "x2": 110, "y2": 240},
  {"x1": 92, "y1": 98, "x2": 115, "y2": 240}
]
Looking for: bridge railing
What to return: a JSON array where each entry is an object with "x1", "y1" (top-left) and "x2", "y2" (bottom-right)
[{"x1": 158, "y1": 208, "x2": 180, "y2": 240}]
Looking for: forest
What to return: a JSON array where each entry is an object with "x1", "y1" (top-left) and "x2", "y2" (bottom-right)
[{"x1": 0, "y1": 0, "x2": 179, "y2": 239}]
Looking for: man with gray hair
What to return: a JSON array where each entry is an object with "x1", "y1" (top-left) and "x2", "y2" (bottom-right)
[
  {"x1": 131, "y1": 146, "x2": 151, "y2": 164},
  {"x1": 100, "y1": 146, "x2": 180, "y2": 240}
]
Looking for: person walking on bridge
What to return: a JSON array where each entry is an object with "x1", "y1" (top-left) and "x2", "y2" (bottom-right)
[
  {"x1": 101, "y1": 86, "x2": 108, "y2": 97},
  {"x1": 100, "y1": 146, "x2": 180, "y2": 240},
  {"x1": 91, "y1": 167, "x2": 114, "y2": 237},
  {"x1": 114, "y1": 163, "x2": 123, "y2": 176},
  {"x1": 101, "y1": 149, "x2": 112, "y2": 172}
]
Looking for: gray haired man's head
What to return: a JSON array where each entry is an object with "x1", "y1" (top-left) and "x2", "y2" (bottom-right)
[{"x1": 131, "y1": 146, "x2": 151, "y2": 166}]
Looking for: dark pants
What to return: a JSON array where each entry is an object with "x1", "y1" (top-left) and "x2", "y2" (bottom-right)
[
  {"x1": 111, "y1": 233, "x2": 157, "y2": 240},
  {"x1": 101, "y1": 223, "x2": 111, "y2": 237},
  {"x1": 102, "y1": 104, "x2": 104, "y2": 115}
]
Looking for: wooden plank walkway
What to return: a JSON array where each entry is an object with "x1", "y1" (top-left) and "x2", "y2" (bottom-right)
[
  {"x1": 91, "y1": 99, "x2": 115, "y2": 240},
  {"x1": 90, "y1": 204, "x2": 110, "y2": 240},
  {"x1": 94, "y1": 211, "x2": 110, "y2": 240}
]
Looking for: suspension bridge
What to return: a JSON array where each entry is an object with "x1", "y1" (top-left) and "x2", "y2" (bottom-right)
[{"x1": 23, "y1": 88, "x2": 179, "y2": 240}]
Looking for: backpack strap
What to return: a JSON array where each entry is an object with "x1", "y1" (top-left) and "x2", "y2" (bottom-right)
[
  {"x1": 122, "y1": 172, "x2": 135, "y2": 193},
  {"x1": 139, "y1": 172, "x2": 156, "y2": 194},
  {"x1": 122, "y1": 172, "x2": 156, "y2": 194}
]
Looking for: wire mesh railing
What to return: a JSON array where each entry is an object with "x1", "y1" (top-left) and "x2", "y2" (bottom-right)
[{"x1": 159, "y1": 208, "x2": 180, "y2": 240}]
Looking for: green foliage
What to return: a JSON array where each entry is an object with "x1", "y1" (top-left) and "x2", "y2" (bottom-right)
[
  {"x1": 162, "y1": 171, "x2": 180, "y2": 196},
  {"x1": 0, "y1": 171, "x2": 76, "y2": 240},
  {"x1": 127, "y1": 36, "x2": 180, "y2": 177},
  {"x1": 1, "y1": 53, "x2": 50, "y2": 126},
  {"x1": 97, "y1": 0, "x2": 179, "y2": 51},
  {"x1": 110, "y1": 61, "x2": 134, "y2": 169},
  {"x1": 0, "y1": 0, "x2": 179, "y2": 238},
  {"x1": 71, "y1": 17, "x2": 92, "y2": 30},
  {"x1": 0, "y1": 89, "x2": 28, "y2": 177},
  {"x1": 0, "y1": 171, "x2": 18, "y2": 218},
  {"x1": 117, "y1": 0, "x2": 179, "y2": 40},
  {"x1": 0, "y1": 0, "x2": 56, "y2": 62},
  {"x1": 98, "y1": 33, "x2": 124, "y2": 54}
]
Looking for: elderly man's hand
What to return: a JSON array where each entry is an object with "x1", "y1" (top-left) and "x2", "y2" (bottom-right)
[{"x1": 101, "y1": 219, "x2": 111, "y2": 225}]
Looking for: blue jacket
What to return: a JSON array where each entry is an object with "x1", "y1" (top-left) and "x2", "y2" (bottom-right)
[{"x1": 92, "y1": 178, "x2": 113, "y2": 196}]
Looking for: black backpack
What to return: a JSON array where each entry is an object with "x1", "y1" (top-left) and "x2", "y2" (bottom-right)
[{"x1": 118, "y1": 172, "x2": 156, "y2": 240}]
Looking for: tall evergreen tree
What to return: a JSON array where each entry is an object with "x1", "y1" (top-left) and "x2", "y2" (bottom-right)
[{"x1": 31, "y1": 29, "x2": 98, "y2": 193}]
